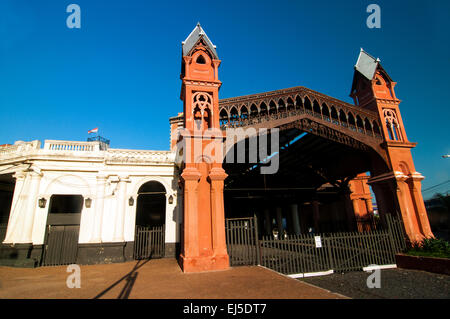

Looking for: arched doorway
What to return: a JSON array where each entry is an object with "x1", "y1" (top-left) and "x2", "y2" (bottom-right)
[{"x1": 134, "y1": 181, "x2": 166, "y2": 259}]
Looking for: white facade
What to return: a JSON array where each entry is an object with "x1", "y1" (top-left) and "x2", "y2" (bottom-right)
[{"x1": 0, "y1": 140, "x2": 180, "y2": 248}]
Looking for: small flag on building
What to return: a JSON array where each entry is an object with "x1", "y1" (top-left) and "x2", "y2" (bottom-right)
[{"x1": 88, "y1": 128, "x2": 98, "y2": 134}]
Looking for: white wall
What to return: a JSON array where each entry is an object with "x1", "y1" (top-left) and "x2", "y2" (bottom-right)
[{"x1": 2, "y1": 159, "x2": 180, "y2": 247}]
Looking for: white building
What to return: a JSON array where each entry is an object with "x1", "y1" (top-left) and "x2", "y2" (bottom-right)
[{"x1": 0, "y1": 139, "x2": 182, "y2": 267}]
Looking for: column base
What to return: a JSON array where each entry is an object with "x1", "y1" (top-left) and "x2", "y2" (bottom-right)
[
  {"x1": 178, "y1": 253, "x2": 229, "y2": 273},
  {"x1": 77, "y1": 242, "x2": 127, "y2": 265}
]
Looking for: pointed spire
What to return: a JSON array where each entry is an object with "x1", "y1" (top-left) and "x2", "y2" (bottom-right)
[{"x1": 182, "y1": 23, "x2": 218, "y2": 59}]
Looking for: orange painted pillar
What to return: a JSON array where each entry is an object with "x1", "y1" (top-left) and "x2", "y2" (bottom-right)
[
  {"x1": 409, "y1": 176, "x2": 433, "y2": 237},
  {"x1": 209, "y1": 167, "x2": 230, "y2": 260},
  {"x1": 395, "y1": 177, "x2": 423, "y2": 243},
  {"x1": 394, "y1": 175, "x2": 433, "y2": 242},
  {"x1": 179, "y1": 167, "x2": 201, "y2": 263}
]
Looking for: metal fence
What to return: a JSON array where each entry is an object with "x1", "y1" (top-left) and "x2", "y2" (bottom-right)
[
  {"x1": 226, "y1": 213, "x2": 406, "y2": 276},
  {"x1": 134, "y1": 225, "x2": 165, "y2": 260}
]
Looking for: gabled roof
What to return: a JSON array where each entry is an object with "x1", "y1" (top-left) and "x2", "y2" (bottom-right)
[
  {"x1": 355, "y1": 49, "x2": 380, "y2": 80},
  {"x1": 354, "y1": 48, "x2": 392, "y2": 82},
  {"x1": 182, "y1": 23, "x2": 218, "y2": 59}
]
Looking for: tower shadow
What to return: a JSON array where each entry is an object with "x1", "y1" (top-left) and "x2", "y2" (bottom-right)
[{"x1": 93, "y1": 255, "x2": 152, "y2": 299}]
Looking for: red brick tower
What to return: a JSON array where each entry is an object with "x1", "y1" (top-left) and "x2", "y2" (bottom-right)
[
  {"x1": 350, "y1": 49, "x2": 433, "y2": 242},
  {"x1": 178, "y1": 23, "x2": 229, "y2": 272}
]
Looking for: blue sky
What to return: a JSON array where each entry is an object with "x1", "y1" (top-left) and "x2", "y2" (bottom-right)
[{"x1": 0, "y1": 0, "x2": 449, "y2": 196}]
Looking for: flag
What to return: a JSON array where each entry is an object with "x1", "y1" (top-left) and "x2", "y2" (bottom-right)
[{"x1": 88, "y1": 128, "x2": 98, "y2": 134}]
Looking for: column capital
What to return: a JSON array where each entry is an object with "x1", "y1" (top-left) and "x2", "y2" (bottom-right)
[
  {"x1": 410, "y1": 171, "x2": 425, "y2": 181},
  {"x1": 208, "y1": 167, "x2": 228, "y2": 181},
  {"x1": 181, "y1": 167, "x2": 201, "y2": 181},
  {"x1": 96, "y1": 174, "x2": 108, "y2": 181},
  {"x1": 28, "y1": 171, "x2": 43, "y2": 179},
  {"x1": 12, "y1": 171, "x2": 27, "y2": 180}
]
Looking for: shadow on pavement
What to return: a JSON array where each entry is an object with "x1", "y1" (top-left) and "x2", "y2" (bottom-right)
[{"x1": 93, "y1": 257, "x2": 152, "y2": 299}]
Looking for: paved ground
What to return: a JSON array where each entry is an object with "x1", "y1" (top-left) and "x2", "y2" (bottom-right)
[
  {"x1": 300, "y1": 268, "x2": 450, "y2": 299},
  {"x1": 0, "y1": 258, "x2": 346, "y2": 299}
]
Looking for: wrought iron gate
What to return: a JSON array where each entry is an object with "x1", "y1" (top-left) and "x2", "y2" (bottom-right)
[
  {"x1": 134, "y1": 225, "x2": 165, "y2": 259},
  {"x1": 225, "y1": 217, "x2": 259, "y2": 266},
  {"x1": 42, "y1": 225, "x2": 80, "y2": 266}
]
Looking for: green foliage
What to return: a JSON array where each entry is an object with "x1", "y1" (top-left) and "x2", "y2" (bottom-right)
[{"x1": 407, "y1": 237, "x2": 450, "y2": 259}]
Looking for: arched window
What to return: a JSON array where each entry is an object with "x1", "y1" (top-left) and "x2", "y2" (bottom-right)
[
  {"x1": 219, "y1": 109, "x2": 229, "y2": 127},
  {"x1": 230, "y1": 107, "x2": 239, "y2": 124},
  {"x1": 383, "y1": 109, "x2": 402, "y2": 141},
  {"x1": 250, "y1": 104, "x2": 258, "y2": 117},
  {"x1": 356, "y1": 115, "x2": 364, "y2": 133},
  {"x1": 269, "y1": 100, "x2": 277, "y2": 115},
  {"x1": 240, "y1": 105, "x2": 249, "y2": 120},
  {"x1": 304, "y1": 97, "x2": 312, "y2": 114},
  {"x1": 364, "y1": 118, "x2": 373, "y2": 135},
  {"x1": 287, "y1": 97, "x2": 295, "y2": 111},
  {"x1": 339, "y1": 109, "x2": 348, "y2": 127},
  {"x1": 322, "y1": 104, "x2": 330, "y2": 122},
  {"x1": 192, "y1": 91, "x2": 213, "y2": 130},
  {"x1": 260, "y1": 102, "x2": 268, "y2": 116},
  {"x1": 278, "y1": 99, "x2": 286, "y2": 113},
  {"x1": 348, "y1": 112, "x2": 356, "y2": 130},
  {"x1": 330, "y1": 106, "x2": 338, "y2": 124},
  {"x1": 313, "y1": 100, "x2": 321, "y2": 117},
  {"x1": 373, "y1": 121, "x2": 381, "y2": 137},
  {"x1": 295, "y1": 96, "x2": 303, "y2": 110},
  {"x1": 196, "y1": 54, "x2": 206, "y2": 64}
]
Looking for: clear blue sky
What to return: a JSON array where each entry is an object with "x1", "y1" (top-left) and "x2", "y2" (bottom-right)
[{"x1": 0, "y1": 0, "x2": 449, "y2": 197}]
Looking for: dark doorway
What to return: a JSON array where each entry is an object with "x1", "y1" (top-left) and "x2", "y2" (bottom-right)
[
  {"x1": 0, "y1": 174, "x2": 15, "y2": 242},
  {"x1": 136, "y1": 181, "x2": 166, "y2": 227},
  {"x1": 42, "y1": 195, "x2": 83, "y2": 266},
  {"x1": 134, "y1": 181, "x2": 166, "y2": 259}
]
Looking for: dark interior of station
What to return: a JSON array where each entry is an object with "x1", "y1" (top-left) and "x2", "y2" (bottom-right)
[{"x1": 223, "y1": 127, "x2": 383, "y2": 236}]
